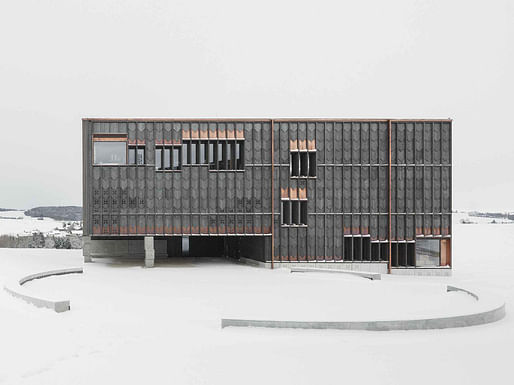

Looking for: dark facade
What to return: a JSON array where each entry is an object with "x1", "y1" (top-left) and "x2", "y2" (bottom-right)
[{"x1": 83, "y1": 118, "x2": 452, "y2": 273}]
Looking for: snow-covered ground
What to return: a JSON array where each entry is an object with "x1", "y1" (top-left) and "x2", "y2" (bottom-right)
[
  {"x1": 0, "y1": 211, "x2": 62, "y2": 236},
  {"x1": 0, "y1": 217, "x2": 512, "y2": 385}
]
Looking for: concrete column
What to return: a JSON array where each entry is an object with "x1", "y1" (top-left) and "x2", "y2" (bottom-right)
[
  {"x1": 144, "y1": 236, "x2": 155, "y2": 268},
  {"x1": 83, "y1": 236, "x2": 92, "y2": 263}
]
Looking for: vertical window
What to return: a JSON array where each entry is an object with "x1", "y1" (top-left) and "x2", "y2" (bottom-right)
[
  {"x1": 128, "y1": 146, "x2": 136, "y2": 164},
  {"x1": 172, "y1": 147, "x2": 181, "y2": 170},
  {"x1": 291, "y1": 201, "x2": 300, "y2": 225},
  {"x1": 308, "y1": 152, "x2": 316, "y2": 177},
  {"x1": 236, "y1": 141, "x2": 244, "y2": 169},
  {"x1": 183, "y1": 142, "x2": 189, "y2": 165},
  {"x1": 199, "y1": 142, "x2": 206, "y2": 164},
  {"x1": 291, "y1": 152, "x2": 299, "y2": 176},
  {"x1": 281, "y1": 201, "x2": 291, "y2": 225},
  {"x1": 190, "y1": 141, "x2": 197, "y2": 164},
  {"x1": 226, "y1": 142, "x2": 232, "y2": 169},
  {"x1": 155, "y1": 148, "x2": 162, "y2": 170},
  {"x1": 137, "y1": 147, "x2": 145, "y2": 165},
  {"x1": 300, "y1": 201, "x2": 308, "y2": 225},
  {"x1": 218, "y1": 142, "x2": 225, "y2": 169},
  {"x1": 209, "y1": 142, "x2": 216, "y2": 169},
  {"x1": 164, "y1": 147, "x2": 171, "y2": 170}
]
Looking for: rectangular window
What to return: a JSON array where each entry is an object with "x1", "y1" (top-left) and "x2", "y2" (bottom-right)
[
  {"x1": 199, "y1": 142, "x2": 206, "y2": 164},
  {"x1": 292, "y1": 201, "x2": 300, "y2": 225},
  {"x1": 172, "y1": 147, "x2": 181, "y2": 170},
  {"x1": 128, "y1": 147, "x2": 136, "y2": 165},
  {"x1": 300, "y1": 201, "x2": 308, "y2": 225},
  {"x1": 308, "y1": 152, "x2": 316, "y2": 177},
  {"x1": 236, "y1": 141, "x2": 244, "y2": 169},
  {"x1": 183, "y1": 142, "x2": 189, "y2": 165},
  {"x1": 291, "y1": 152, "x2": 299, "y2": 176},
  {"x1": 416, "y1": 239, "x2": 440, "y2": 267},
  {"x1": 156, "y1": 146, "x2": 181, "y2": 171},
  {"x1": 282, "y1": 200, "x2": 307, "y2": 226},
  {"x1": 155, "y1": 148, "x2": 162, "y2": 170},
  {"x1": 300, "y1": 152, "x2": 309, "y2": 176},
  {"x1": 190, "y1": 141, "x2": 197, "y2": 165},
  {"x1": 94, "y1": 141, "x2": 127, "y2": 165},
  {"x1": 136, "y1": 147, "x2": 145, "y2": 165},
  {"x1": 290, "y1": 150, "x2": 316, "y2": 177},
  {"x1": 226, "y1": 142, "x2": 232, "y2": 169},
  {"x1": 164, "y1": 148, "x2": 171, "y2": 169},
  {"x1": 182, "y1": 139, "x2": 244, "y2": 170},
  {"x1": 281, "y1": 201, "x2": 291, "y2": 225}
]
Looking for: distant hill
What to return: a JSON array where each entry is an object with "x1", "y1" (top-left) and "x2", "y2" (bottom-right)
[
  {"x1": 24, "y1": 206, "x2": 82, "y2": 221},
  {"x1": 0, "y1": 208, "x2": 18, "y2": 212}
]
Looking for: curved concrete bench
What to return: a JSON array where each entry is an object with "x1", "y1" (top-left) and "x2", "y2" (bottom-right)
[
  {"x1": 290, "y1": 267, "x2": 381, "y2": 280},
  {"x1": 4, "y1": 267, "x2": 83, "y2": 313},
  {"x1": 222, "y1": 285, "x2": 506, "y2": 331}
]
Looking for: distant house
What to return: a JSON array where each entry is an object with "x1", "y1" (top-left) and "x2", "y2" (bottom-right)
[{"x1": 82, "y1": 118, "x2": 452, "y2": 275}]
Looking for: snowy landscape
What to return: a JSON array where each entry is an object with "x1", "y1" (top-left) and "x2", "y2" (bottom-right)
[{"x1": 0, "y1": 213, "x2": 512, "y2": 384}]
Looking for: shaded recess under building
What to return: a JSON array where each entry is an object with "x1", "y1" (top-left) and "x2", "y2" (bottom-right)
[{"x1": 82, "y1": 118, "x2": 452, "y2": 275}]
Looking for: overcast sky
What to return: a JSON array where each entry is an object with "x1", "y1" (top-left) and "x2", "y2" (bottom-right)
[{"x1": 0, "y1": 0, "x2": 512, "y2": 211}]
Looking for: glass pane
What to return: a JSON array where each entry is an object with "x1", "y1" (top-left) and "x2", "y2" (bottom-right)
[
  {"x1": 226, "y1": 142, "x2": 232, "y2": 169},
  {"x1": 164, "y1": 148, "x2": 171, "y2": 169},
  {"x1": 199, "y1": 142, "x2": 206, "y2": 164},
  {"x1": 128, "y1": 147, "x2": 136, "y2": 165},
  {"x1": 183, "y1": 143, "x2": 189, "y2": 165},
  {"x1": 190, "y1": 142, "x2": 197, "y2": 165},
  {"x1": 172, "y1": 148, "x2": 180, "y2": 170},
  {"x1": 155, "y1": 148, "x2": 162, "y2": 170},
  {"x1": 416, "y1": 239, "x2": 440, "y2": 267},
  {"x1": 137, "y1": 148, "x2": 145, "y2": 165},
  {"x1": 217, "y1": 142, "x2": 223, "y2": 168},
  {"x1": 94, "y1": 142, "x2": 126, "y2": 165},
  {"x1": 209, "y1": 142, "x2": 215, "y2": 169}
]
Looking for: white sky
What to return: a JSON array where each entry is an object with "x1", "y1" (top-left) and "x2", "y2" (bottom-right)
[{"x1": 0, "y1": 0, "x2": 512, "y2": 211}]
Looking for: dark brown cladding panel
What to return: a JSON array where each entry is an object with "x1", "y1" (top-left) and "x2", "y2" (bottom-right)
[{"x1": 83, "y1": 119, "x2": 452, "y2": 264}]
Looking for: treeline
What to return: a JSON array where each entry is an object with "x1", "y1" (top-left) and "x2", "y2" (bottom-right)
[
  {"x1": 24, "y1": 206, "x2": 82, "y2": 221},
  {"x1": 469, "y1": 212, "x2": 514, "y2": 221},
  {"x1": 0, "y1": 232, "x2": 82, "y2": 249}
]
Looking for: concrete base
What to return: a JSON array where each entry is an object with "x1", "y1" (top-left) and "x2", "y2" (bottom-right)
[
  {"x1": 238, "y1": 259, "x2": 389, "y2": 274},
  {"x1": 83, "y1": 236, "x2": 92, "y2": 263},
  {"x1": 391, "y1": 267, "x2": 452, "y2": 277}
]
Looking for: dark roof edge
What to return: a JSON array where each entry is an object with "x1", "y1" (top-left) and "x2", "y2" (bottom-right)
[{"x1": 82, "y1": 118, "x2": 453, "y2": 123}]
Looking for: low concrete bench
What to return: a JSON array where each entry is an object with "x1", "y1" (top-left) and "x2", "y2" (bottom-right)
[
  {"x1": 4, "y1": 267, "x2": 83, "y2": 313},
  {"x1": 222, "y1": 285, "x2": 506, "y2": 331},
  {"x1": 290, "y1": 267, "x2": 381, "y2": 280}
]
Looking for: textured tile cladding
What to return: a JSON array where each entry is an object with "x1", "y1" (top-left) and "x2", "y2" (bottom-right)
[{"x1": 83, "y1": 119, "x2": 452, "y2": 266}]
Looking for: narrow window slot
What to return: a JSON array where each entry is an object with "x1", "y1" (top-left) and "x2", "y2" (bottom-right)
[
  {"x1": 300, "y1": 201, "x2": 308, "y2": 225},
  {"x1": 183, "y1": 142, "x2": 189, "y2": 165},
  {"x1": 308, "y1": 152, "x2": 316, "y2": 177},
  {"x1": 164, "y1": 148, "x2": 171, "y2": 170},
  {"x1": 291, "y1": 152, "x2": 299, "y2": 176},
  {"x1": 190, "y1": 141, "x2": 197, "y2": 165},
  {"x1": 199, "y1": 142, "x2": 206, "y2": 164},
  {"x1": 344, "y1": 237, "x2": 353, "y2": 261},
  {"x1": 281, "y1": 201, "x2": 291, "y2": 225},
  {"x1": 291, "y1": 201, "x2": 300, "y2": 225},
  {"x1": 300, "y1": 152, "x2": 309, "y2": 176},
  {"x1": 155, "y1": 148, "x2": 162, "y2": 170}
]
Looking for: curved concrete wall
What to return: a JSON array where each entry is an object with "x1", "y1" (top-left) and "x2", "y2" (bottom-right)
[
  {"x1": 4, "y1": 267, "x2": 83, "y2": 313},
  {"x1": 222, "y1": 285, "x2": 506, "y2": 331}
]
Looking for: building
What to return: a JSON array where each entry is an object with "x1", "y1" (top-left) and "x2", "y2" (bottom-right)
[{"x1": 82, "y1": 118, "x2": 452, "y2": 275}]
